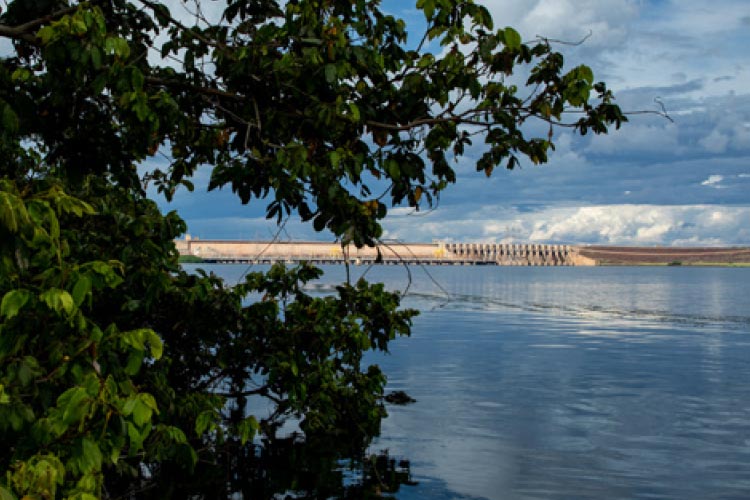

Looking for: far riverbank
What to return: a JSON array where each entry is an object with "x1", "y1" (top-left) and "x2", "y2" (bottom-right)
[{"x1": 577, "y1": 246, "x2": 750, "y2": 266}]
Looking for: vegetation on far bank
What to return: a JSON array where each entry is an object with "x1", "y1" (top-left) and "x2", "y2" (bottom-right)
[
  {"x1": 597, "y1": 261, "x2": 750, "y2": 267},
  {"x1": 178, "y1": 255, "x2": 204, "y2": 264}
]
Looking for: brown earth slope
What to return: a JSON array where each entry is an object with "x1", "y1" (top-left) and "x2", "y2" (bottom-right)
[{"x1": 577, "y1": 246, "x2": 750, "y2": 266}]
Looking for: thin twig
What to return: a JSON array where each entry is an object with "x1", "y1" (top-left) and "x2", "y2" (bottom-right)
[
  {"x1": 535, "y1": 30, "x2": 593, "y2": 47},
  {"x1": 236, "y1": 216, "x2": 290, "y2": 284},
  {"x1": 373, "y1": 240, "x2": 413, "y2": 296}
]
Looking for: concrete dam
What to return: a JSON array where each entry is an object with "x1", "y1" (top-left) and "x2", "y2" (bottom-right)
[{"x1": 175, "y1": 238, "x2": 596, "y2": 266}]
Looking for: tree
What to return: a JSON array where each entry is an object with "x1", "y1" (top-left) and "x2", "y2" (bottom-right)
[{"x1": 0, "y1": 0, "x2": 626, "y2": 498}]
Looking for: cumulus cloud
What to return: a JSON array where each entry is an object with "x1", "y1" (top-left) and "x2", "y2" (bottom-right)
[
  {"x1": 526, "y1": 205, "x2": 676, "y2": 244},
  {"x1": 481, "y1": 0, "x2": 637, "y2": 49},
  {"x1": 381, "y1": 204, "x2": 750, "y2": 246}
]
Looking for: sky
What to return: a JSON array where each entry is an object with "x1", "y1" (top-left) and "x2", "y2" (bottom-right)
[{"x1": 155, "y1": 0, "x2": 750, "y2": 246}]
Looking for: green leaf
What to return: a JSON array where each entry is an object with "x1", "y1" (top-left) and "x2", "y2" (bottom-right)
[
  {"x1": 138, "y1": 392, "x2": 159, "y2": 413},
  {"x1": 71, "y1": 17, "x2": 87, "y2": 35},
  {"x1": 122, "y1": 328, "x2": 162, "y2": 360},
  {"x1": 81, "y1": 260, "x2": 123, "y2": 288},
  {"x1": 26, "y1": 199, "x2": 58, "y2": 239},
  {"x1": 37, "y1": 25, "x2": 56, "y2": 44},
  {"x1": 144, "y1": 330, "x2": 163, "y2": 360},
  {"x1": 195, "y1": 410, "x2": 215, "y2": 436},
  {"x1": 165, "y1": 425, "x2": 187, "y2": 444},
  {"x1": 0, "y1": 189, "x2": 29, "y2": 233},
  {"x1": 82, "y1": 373, "x2": 100, "y2": 397},
  {"x1": 577, "y1": 65, "x2": 594, "y2": 84},
  {"x1": 475, "y1": 5, "x2": 493, "y2": 30},
  {"x1": 58, "y1": 387, "x2": 91, "y2": 426},
  {"x1": 40, "y1": 288, "x2": 76, "y2": 316},
  {"x1": 127, "y1": 421, "x2": 150, "y2": 453},
  {"x1": 1, "y1": 289, "x2": 33, "y2": 320},
  {"x1": 238, "y1": 416, "x2": 258, "y2": 445},
  {"x1": 0, "y1": 384, "x2": 10, "y2": 404},
  {"x1": 417, "y1": 0, "x2": 435, "y2": 20},
  {"x1": 348, "y1": 103, "x2": 360, "y2": 121},
  {"x1": 122, "y1": 396, "x2": 137, "y2": 415},
  {"x1": 121, "y1": 329, "x2": 145, "y2": 351},
  {"x1": 0, "y1": 485, "x2": 15, "y2": 500},
  {"x1": 123, "y1": 393, "x2": 159, "y2": 427},
  {"x1": 11, "y1": 68, "x2": 31, "y2": 82},
  {"x1": 503, "y1": 27, "x2": 522, "y2": 50},
  {"x1": 80, "y1": 437, "x2": 103, "y2": 472},
  {"x1": 109, "y1": 444, "x2": 121, "y2": 465},
  {"x1": 417, "y1": 53, "x2": 434, "y2": 69},
  {"x1": 72, "y1": 276, "x2": 92, "y2": 307},
  {"x1": 124, "y1": 351, "x2": 144, "y2": 375},
  {"x1": 2, "y1": 103, "x2": 19, "y2": 133},
  {"x1": 131, "y1": 69, "x2": 145, "y2": 89},
  {"x1": 17, "y1": 359, "x2": 34, "y2": 386},
  {"x1": 152, "y1": 3, "x2": 172, "y2": 26},
  {"x1": 113, "y1": 37, "x2": 130, "y2": 59},
  {"x1": 329, "y1": 151, "x2": 340, "y2": 168},
  {"x1": 50, "y1": 190, "x2": 95, "y2": 217},
  {"x1": 90, "y1": 46, "x2": 102, "y2": 69},
  {"x1": 324, "y1": 63, "x2": 337, "y2": 83}
]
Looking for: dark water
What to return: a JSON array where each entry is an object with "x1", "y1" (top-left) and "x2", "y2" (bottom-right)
[{"x1": 199, "y1": 264, "x2": 750, "y2": 499}]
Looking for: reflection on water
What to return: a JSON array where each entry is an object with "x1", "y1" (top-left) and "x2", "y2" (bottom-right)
[{"x1": 193, "y1": 264, "x2": 750, "y2": 499}]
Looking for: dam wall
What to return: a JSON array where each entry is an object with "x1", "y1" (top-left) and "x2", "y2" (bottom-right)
[
  {"x1": 176, "y1": 238, "x2": 595, "y2": 266},
  {"x1": 443, "y1": 243, "x2": 595, "y2": 266}
]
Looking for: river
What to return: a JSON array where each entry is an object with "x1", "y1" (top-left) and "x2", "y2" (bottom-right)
[{"x1": 192, "y1": 264, "x2": 750, "y2": 499}]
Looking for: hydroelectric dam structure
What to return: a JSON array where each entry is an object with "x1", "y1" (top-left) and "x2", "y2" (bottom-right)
[{"x1": 175, "y1": 237, "x2": 597, "y2": 266}]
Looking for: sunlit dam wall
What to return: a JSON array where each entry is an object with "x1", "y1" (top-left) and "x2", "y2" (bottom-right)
[{"x1": 175, "y1": 238, "x2": 596, "y2": 266}]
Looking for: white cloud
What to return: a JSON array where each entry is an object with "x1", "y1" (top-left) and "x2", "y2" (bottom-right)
[
  {"x1": 382, "y1": 204, "x2": 750, "y2": 246},
  {"x1": 480, "y1": 0, "x2": 637, "y2": 49},
  {"x1": 701, "y1": 175, "x2": 725, "y2": 187},
  {"x1": 635, "y1": 222, "x2": 672, "y2": 241},
  {"x1": 474, "y1": 1, "x2": 750, "y2": 97}
]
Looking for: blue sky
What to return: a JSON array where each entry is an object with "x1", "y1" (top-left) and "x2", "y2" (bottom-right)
[{"x1": 158, "y1": 0, "x2": 750, "y2": 246}]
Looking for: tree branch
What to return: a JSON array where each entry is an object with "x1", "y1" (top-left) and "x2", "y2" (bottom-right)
[
  {"x1": 144, "y1": 75, "x2": 246, "y2": 100},
  {"x1": 212, "y1": 386, "x2": 283, "y2": 405},
  {"x1": 213, "y1": 387, "x2": 270, "y2": 398},
  {"x1": 0, "y1": 4, "x2": 80, "y2": 43}
]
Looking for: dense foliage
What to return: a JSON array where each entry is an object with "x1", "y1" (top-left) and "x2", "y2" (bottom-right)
[{"x1": 0, "y1": 0, "x2": 625, "y2": 497}]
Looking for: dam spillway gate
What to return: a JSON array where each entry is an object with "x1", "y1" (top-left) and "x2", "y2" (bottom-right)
[
  {"x1": 175, "y1": 239, "x2": 595, "y2": 266},
  {"x1": 443, "y1": 243, "x2": 581, "y2": 266}
]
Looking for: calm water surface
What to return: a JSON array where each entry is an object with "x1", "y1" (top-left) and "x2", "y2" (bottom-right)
[{"x1": 201, "y1": 264, "x2": 750, "y2": 499}]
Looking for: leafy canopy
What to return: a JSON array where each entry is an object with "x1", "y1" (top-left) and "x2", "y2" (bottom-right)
[{"x1": 0, "y1": 0, "x2": 625, "y2": 498}]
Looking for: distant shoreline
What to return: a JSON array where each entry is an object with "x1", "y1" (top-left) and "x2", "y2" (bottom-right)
[{"x1": 577, "y1": 246, "x2": 750, "y2": 266}]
